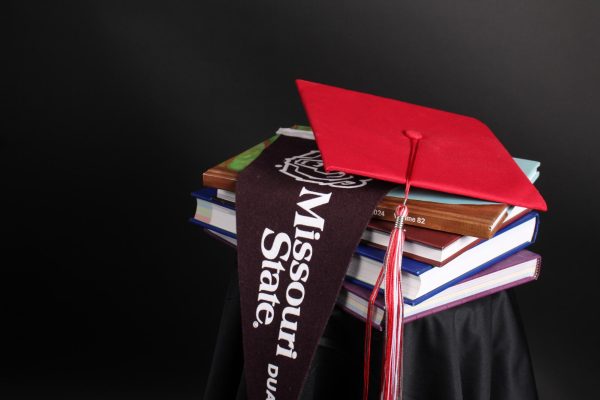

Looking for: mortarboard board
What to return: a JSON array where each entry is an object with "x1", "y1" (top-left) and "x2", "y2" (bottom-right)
[{"x1": 296, "y1": 79, "x2": 547, "y2": 211}]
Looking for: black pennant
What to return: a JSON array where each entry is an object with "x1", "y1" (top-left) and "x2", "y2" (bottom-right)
[{"x1": 236, "y1": 136, "x2": 393, "y2": 399}]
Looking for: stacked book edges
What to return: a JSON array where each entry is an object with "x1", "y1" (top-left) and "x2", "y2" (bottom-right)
[{"x1": 194, "y1": 128, "x2": 542, "y2": 324}]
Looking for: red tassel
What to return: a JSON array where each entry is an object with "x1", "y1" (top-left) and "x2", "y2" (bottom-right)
[
  {"x1": 382, "y1": 204, "x2": 408, "y2": 400},
  {"x1": 363, "y1": 205, "x2": 408, "y2": 400},
  {"x1": 363, "y1": 130, "x2": 421, "y2": 400}
]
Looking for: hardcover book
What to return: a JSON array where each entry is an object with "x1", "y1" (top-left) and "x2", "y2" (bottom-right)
[
  {"x1": 338, "y1": 250, "x2": 541, "y2": 328},
  {"x1": 364, "y1": 206, "x2": 530, "y2": 266}
]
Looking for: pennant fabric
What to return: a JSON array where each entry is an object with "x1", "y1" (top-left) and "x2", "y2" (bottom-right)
[{"x1": 236, "y1": 136, "x2": 394, "y2": 399}]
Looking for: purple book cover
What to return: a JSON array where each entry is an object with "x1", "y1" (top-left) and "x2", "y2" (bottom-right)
[{"x1": 339, "y1": 250, "x2": 541, "y2": 329}]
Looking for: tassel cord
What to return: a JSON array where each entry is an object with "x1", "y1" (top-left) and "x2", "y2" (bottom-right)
[{"x1": 362, "y1": 130, "x2": 422, "y2": 400}]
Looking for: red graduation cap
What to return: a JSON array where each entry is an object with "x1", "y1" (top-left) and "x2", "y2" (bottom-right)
[
  {"x1": 295, "y1": 79, "x2": 546, "y2": 400},
  {"x1": 296, "y1": 79, "x2": 547, "y2": 211}
]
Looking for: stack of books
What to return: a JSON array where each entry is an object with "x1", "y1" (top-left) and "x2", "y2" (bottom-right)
[{"x1": 192, "y1": 127, "x2": 542, "y2": 328}]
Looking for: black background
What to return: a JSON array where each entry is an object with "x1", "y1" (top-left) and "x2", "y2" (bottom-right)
[{"x1": 6, "y1": 1, "x2": 599, "y2": 399}]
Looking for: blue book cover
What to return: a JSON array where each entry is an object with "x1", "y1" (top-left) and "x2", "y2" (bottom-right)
[
  {"x1": 348, "y1": 212, "x2": 540, "y2": 305},
  {"x1": 355, "y1": 212, "x2": 539, "y2": 275}
]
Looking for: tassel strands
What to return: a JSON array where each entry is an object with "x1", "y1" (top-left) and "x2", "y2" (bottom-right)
[
  {"x1": 381, "y1": 204, "x2": 408, "y2": 400},
  {"x1": 363, "y1": 130, "x2": 422, "y2": 400}
]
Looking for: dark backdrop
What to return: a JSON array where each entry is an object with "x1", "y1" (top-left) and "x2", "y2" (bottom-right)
[{"x1": 6, "y1": 1, "x2": 599, "y2": 399}]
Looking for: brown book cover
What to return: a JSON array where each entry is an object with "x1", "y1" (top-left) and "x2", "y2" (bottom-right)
[
  {"x1": 366, "y1": 207, "x2": 529, "y2": 266},
  {"x1": 202, "y1": 135, "x2": 510, "y2": 238},
  {"x1": 374, "y1": 196, "x2": 508, "y2": 238}
]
